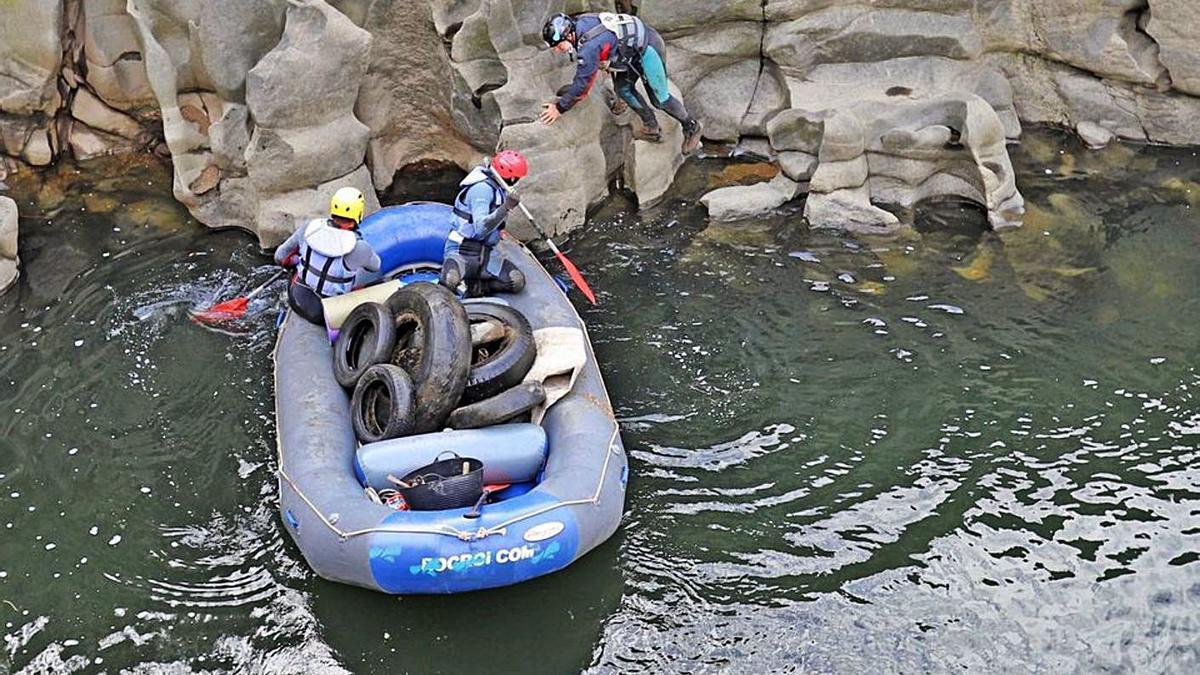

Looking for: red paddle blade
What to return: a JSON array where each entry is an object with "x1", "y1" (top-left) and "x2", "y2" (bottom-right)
[
  {"x1": 190, "y1": 297, "x2": 249, "y2": 323},
  {"x1": 553, "y1": 250, "x2": 597, "y2": 304}
]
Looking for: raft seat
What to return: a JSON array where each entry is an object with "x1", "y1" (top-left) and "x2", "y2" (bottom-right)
[{"x1": 354, "y1": 423, "x2": 549, "y2": 494}]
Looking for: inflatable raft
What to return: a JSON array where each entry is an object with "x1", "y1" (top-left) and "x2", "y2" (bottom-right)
[{"x1": 274, "y1": 202, "x2": 628, "y2": 594}]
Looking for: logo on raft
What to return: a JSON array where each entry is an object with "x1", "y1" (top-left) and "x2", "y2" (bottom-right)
[
  {"x1": 409, "y1": 541, "x2": 561, "y2": 576},
  {"x1": 523, "y1": 521, "x2": 564, "y2": 542}
]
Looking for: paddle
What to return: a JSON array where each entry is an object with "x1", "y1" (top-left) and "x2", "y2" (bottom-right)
[
  {"x1": 487, "y1": 166, "x2": 597, "y2": 305},
  {"x1": 191, "y1": 270, "x2": 286, "y2": 324}
]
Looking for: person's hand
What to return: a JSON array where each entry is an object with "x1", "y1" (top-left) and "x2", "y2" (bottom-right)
[
  {"x1": 283, "y1": 253, "x2": 299, "y2": 268},
  {"x1": 539, "y1": 102, "x2": 562, "y2": 125},
  {"x1": 504, "y1": 189, "x2": 521, "y2": 210}
]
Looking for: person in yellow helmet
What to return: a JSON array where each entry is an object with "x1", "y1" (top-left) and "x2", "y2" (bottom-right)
[{"x1": 274, "y1": 186, "x2": 380, "y2": 325}]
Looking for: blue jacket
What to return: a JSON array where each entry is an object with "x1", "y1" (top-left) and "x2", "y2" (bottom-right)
[{"x1": 555, "y1": 14, "x2": 627, "y2": 113}]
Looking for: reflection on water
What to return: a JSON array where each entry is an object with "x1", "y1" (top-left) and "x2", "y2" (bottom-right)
[
  {"x1": 1, "y1": 132, "x2": 1198, "y2": 673},
  {"x1": 579, "y1": 131, "x2": 1200, "y2": 672}
]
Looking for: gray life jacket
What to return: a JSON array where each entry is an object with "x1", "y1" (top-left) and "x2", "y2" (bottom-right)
[
  {"x1": 579, "y1": 12, "x2": 647, "y2": 69},
  {"x1": 297, "y1": 218, "x2": 358, "y2": 297}
]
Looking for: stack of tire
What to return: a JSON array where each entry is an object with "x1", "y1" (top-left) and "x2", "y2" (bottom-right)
[{"x1": 331, "y1": 282, "x2": 544, "y2": 443}]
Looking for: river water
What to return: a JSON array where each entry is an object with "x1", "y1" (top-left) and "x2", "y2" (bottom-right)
[{"x1": 1, "y1": 130, "x2": 1198, "y2": 673}]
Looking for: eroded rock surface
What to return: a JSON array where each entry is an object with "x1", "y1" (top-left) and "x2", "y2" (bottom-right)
[
  {"x1": 1, "y1": 0, "x2": 1200, "y2": 243},
  {"x1": 0, "y1": 196, "x2": 18, "y2": 293},
  {"x1": 702, "y1": 173, "x2": 801, "y2": 222}
]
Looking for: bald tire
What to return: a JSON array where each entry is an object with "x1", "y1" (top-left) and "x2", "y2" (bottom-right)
[
  {"x1": 448, "y1": 382, "x2": 546, "y2": 430},
  {"x1": 463, "y1": 302, "x2": 536, "y2": 405},
  {"x1": 351, "y1": 364, "x2": 417, "y2": 443},
  {"x1": 332, "y1": 302, "x2": 396, "y2": 389},
  {"x1": 385, "y1": 283, "x2": 471, "y2": 433}
]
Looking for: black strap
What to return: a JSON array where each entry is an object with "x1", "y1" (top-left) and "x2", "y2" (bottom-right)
[
  {"x1": 579, "y1": 22, "x2": 607, "y2": 45},
  {"x1": 313, "y1": 256, "x2": 335, "y2": 295},
  {"x1": 300, "y1": 244, "x2": 355, "y2": 294},
  {"x1": 301, "y1": 246, "x2": 314, "y2": 283},
  {"x1": 453, "y1": 178, "x2": 505, "y2": 225}
]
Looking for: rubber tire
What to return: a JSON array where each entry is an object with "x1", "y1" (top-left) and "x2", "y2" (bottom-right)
[
  {"x1": 351, "y1": 364, "x2": 417, "y2": 443},
  {"x1": 332, "y1": 302, "x2": 397, "y2": 389},
  {"x1": 385, "y1": 282, "x2": 472, "y2": 433},
  {"x1": 447, "y1": 382, "x2": 546, "y2": 430},
  {"x1": 462, "y1": 302, "x2": 536, "y2": 405}
]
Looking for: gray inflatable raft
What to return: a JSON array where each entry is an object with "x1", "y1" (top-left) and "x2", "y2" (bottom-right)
[{"x1": 274, "y1": 203, "x2": 628, "y2": 594}]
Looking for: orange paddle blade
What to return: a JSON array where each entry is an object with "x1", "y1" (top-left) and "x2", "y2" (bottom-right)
[
  {"x1": 554, "y1": 250, "x2": 596, "y2": 304},
  {"x1": 544, "y1": 240, "x2": 595, "y2": 304},
  {"x1": 191, "y1": 297, "x2": 249, "y2": 323}
]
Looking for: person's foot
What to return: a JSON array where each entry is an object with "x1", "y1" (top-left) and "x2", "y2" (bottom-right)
[
  {"x1": 632, "y1": 124, "x2": 663, "y2": 143},
  {"x1": 682, "y1": 119, "x2": 703, "y2": 155},
  {"x1": 610, "y1": 98, "x2": 629, "y2": 116}
]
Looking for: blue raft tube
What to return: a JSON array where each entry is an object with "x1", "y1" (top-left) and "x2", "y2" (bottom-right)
[{"x1": 273, "y1": 202, "x2": 629, "y2": 593}]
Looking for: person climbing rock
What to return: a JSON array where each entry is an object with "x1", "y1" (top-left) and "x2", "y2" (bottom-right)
[
  {"x1": 274, "y1": 187, "x2": 380, "y2": 325},
  {"x1": 440, "y1": 150, "x2": 529, "y2": 297},
  {"x1": 539, "y1": 11, "x2": 703, "y2": 154}
]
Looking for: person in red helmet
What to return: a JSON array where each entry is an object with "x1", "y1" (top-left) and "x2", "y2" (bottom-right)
[{"x1": 440, "y1": 150, "x2": 528, "y2": 296}]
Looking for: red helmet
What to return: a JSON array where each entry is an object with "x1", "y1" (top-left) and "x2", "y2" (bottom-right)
[{"x1": 491, "y1": 150, "x2": 529, "y2": 181}]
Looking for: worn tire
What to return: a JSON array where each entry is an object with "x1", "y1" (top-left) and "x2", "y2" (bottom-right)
[
  {"x1": 447, "y1": 382, "x2": 546, "y2": 430},
  {"x1": 332, "y1": 302, "x2": 396, "y2": 389},
  {"x1": 463, "y1": 302, "x2": 537, "y2": 405},
  {"x1": 385, "y1": 283, "x2": 471, "y2": 433},
  {"x1": 351, "y1": 364, "x2": 417, "y2": 443}
]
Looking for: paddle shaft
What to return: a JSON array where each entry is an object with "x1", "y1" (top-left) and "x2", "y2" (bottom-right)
[
  {"x1": 488, "y1": 168, "x2": 597, "y2": 304},
  {"x1": 243, "y1": 270, "x2": 286, "y2": 301}
]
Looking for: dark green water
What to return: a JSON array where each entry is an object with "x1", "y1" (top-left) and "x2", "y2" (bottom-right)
[{"x1": 2, "y1": 131, "x2": 1198, "y2": 673}]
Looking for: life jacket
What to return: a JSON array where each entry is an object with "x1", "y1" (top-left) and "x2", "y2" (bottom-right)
[
  {"x1": 297, "y1": 218, "x2": 358, "y2": 297},
  {"x1": 451, "y1": 166, "x2": 506, "y2": 228},
  {"x1": 578, "y1": 12, "x2": 647, "y2": 69}
]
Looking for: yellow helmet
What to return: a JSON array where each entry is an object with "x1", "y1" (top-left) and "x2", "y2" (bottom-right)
[{"x1": 329, "y1": 187, "x2": 366, "y2": 224}]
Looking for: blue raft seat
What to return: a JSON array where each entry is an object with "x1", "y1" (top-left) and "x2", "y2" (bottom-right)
[
  {"x1": 355, "y1": 423, "x2": 548, "y2": 489},
  {"x1": 356, "y1": 202, "x2": 455, "y2": 286}
]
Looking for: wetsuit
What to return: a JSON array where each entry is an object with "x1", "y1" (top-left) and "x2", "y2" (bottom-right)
[
  {"x1": 555, "y1": 13, "x2": 698, "y2": 136},
  {"x1": 274, "y1": 219, "x2": 380, "y2": 325},
  {"x1": 440, "y1": 166, "x2": 526, "y2": 297}
]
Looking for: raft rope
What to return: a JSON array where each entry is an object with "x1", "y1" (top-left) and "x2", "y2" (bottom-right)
[{"x1": 273, "y1": 241, "x2": 625, "y2": 544}]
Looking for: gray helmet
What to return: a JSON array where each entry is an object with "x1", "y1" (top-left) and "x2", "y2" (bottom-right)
[{"x1": 542, "y1": 13, "x2": 575, "y2": 46}]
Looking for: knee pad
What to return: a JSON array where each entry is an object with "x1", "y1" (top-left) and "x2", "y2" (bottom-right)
[
  {"x1": 488, "y1": 269, "x2": 525, "y2": 295},
  {"x1": 440, "y1": 258, "x2": 463, "y2": 289}
]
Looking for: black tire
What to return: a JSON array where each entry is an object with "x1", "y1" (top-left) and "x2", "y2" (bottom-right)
[
  {"x1": 385, "y1": 283, "x2": 472, "y2": 433},
  {"x1": 447, "y1": 382, "x2": 546, "y2": 430},
  {"x1": 462, "y1": 302, "x2": 537, "y2": 405},
  {"x1": 332, "y1": 302, "x2": 397, "y2": 389},
  {"x1": 351, "y1": 364, "x2": 417, "y2": 443}
]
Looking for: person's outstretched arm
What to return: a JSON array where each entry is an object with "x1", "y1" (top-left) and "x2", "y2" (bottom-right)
[{"x1": 273, "y1": 227, "x2": 304, "y2": 266}]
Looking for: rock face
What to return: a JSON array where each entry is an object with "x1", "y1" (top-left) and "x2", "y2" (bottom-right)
[
  {"x1": 430, "y1": 0, "x2": 652, "y2": 236},
  {"x1": 0, "y1": 196, "x2": 18, "y2": 293},
  {"x1": 0, "y1": 1, "x2": 64, "y2": 166},
  {"x1": 702, "y1": 174, "x2": 800, "y2": 222},
  {"x1": 2, "y1": 0, "x2": 1200, "y2": 242}
]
